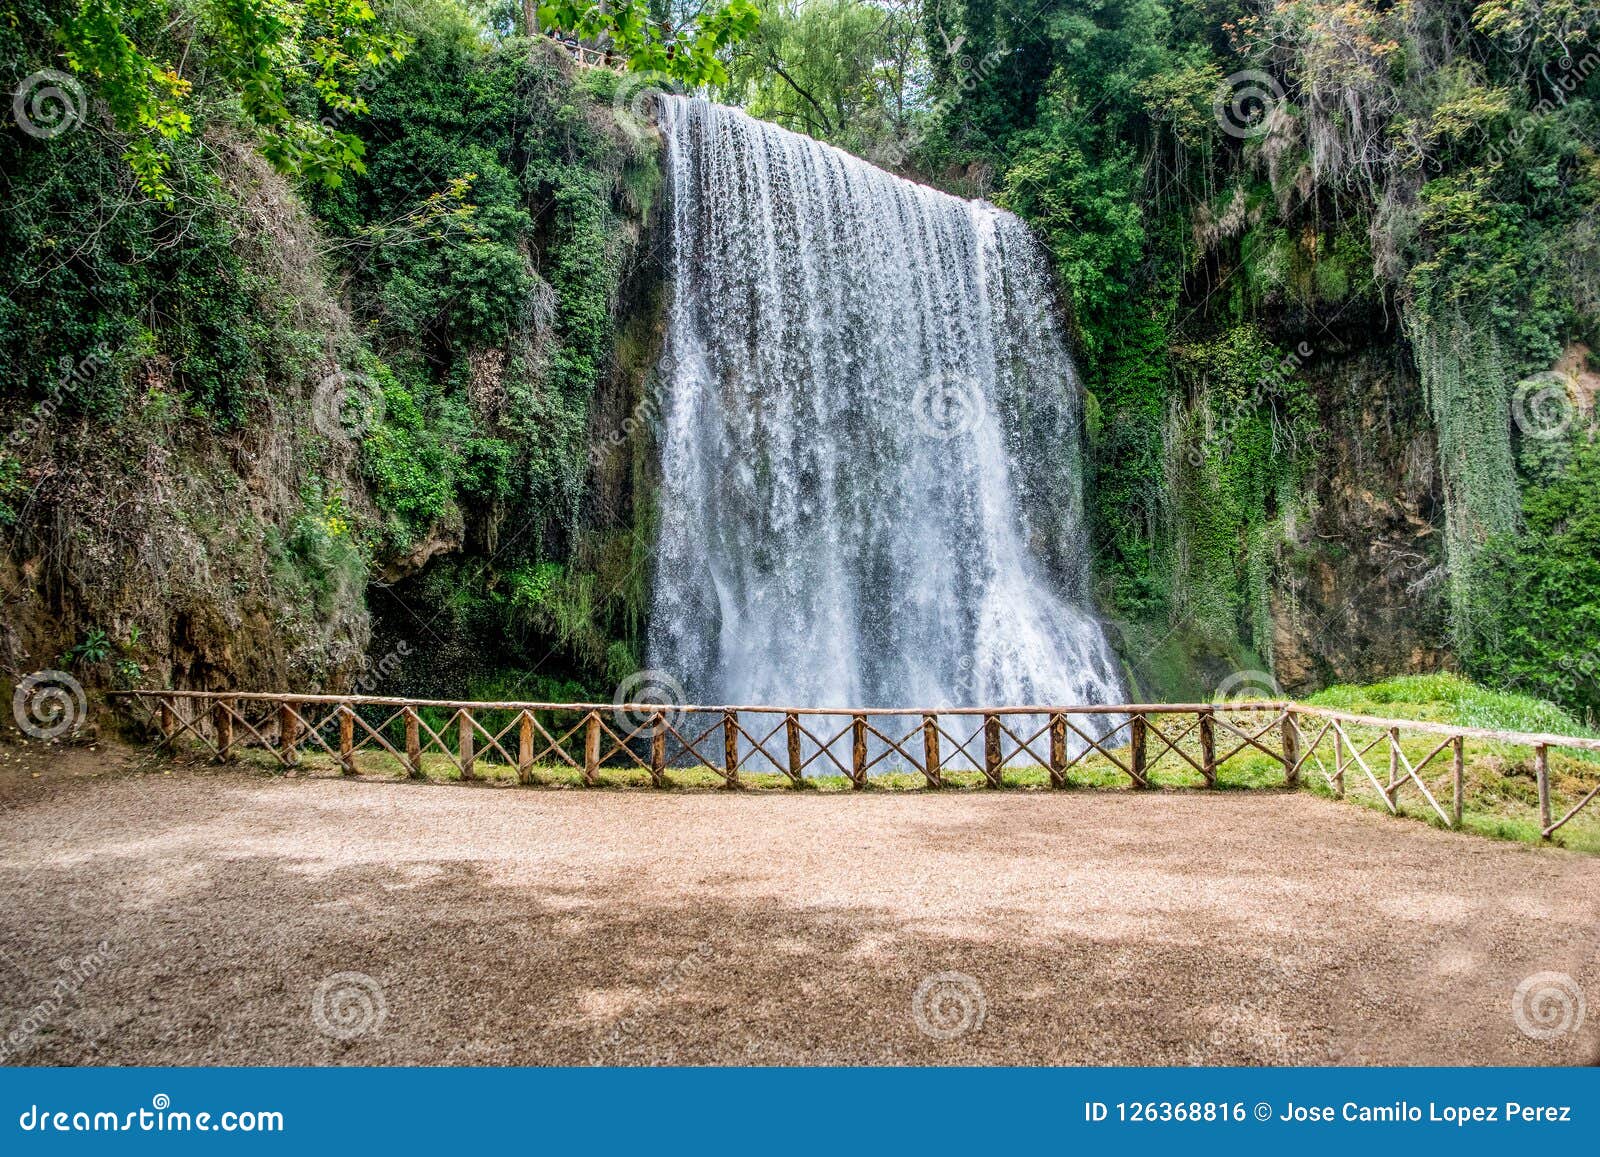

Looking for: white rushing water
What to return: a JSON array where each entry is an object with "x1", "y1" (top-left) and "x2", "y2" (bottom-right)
[{"x1": 646, "y1": 96, "x2": 1125, "y2": 729}]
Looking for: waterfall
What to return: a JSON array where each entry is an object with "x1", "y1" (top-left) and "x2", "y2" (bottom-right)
[{"x1": 646, "y1": 96, "x2": 1124, "y2": 732}]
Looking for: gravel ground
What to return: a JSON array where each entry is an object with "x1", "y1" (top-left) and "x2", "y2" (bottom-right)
[{"x1": 2, "y1": 746, "x2": 1597, "y2": 1066}]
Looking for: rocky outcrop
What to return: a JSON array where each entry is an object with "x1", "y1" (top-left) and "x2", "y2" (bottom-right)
[{"x1": 1270, "y1": 340, "x2": 1452, "y2": 693}]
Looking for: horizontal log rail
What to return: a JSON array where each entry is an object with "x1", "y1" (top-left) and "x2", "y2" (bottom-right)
[{"x1": 109, "y1": 691, "x2": 1600, "y2": 839}]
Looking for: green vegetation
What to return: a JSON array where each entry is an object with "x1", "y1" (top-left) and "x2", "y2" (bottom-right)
[
  {"x1": 56, "y1": 0, "x2": 409, "y2": 199},
  {"x1": 1304, "y1": 672, "x2": 1595, "y2": 738},
  {"x1": 7, "y1": 0, "x2": 1600, "y2": 725},
  {"x1": 892, "y1": 0, "x2": 1599, "y2": 703},
  {"x1": 540, "y1": 0, "x2": 761, "y2": 84},
  {"x1": 4, "y1": 0, "x2": 754, "y2": 697},
  {"x1": 720, "y1": 0, "x2": 921, "y2": 162},
  {"x1": 1468, "y1": 441, "x2": 1600, "y2": 719}
]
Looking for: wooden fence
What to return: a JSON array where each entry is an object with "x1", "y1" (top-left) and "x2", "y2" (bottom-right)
[{"x1": 112, "y1": 691, "x2": 1600, "y2": 839}]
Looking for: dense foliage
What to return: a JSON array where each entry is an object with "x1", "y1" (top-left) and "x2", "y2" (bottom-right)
[
  {"x1": 2, "y1": 0, "x2": 723, "y2": 696},
  {"x1": 886, "y1": 0, "x2": 1598, "y2": 706}
]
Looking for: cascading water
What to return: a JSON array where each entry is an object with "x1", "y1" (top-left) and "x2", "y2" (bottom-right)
[{"x1": 646, "y1": 96, "x2": 1124, "y2": 740}]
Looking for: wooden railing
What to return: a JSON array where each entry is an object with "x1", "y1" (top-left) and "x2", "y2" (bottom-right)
[
  {"x1": 547, "y1": 36, "x2": 624, "y2": 71},
  {"x1": 111, "y1": 691, "x2": 1600, "y2": 839}
]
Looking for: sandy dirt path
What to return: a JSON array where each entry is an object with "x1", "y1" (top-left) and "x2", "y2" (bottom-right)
[{"x1": 2, "y1": 750, "x2": 1597, "y2": 1065}]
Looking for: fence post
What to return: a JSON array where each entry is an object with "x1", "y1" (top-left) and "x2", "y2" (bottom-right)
[
  {"x1": 1282, "y1": 709, "x2": 1300, "y2": 787},
  {"x1": 404, "y1": 708, "x2": 422, "y2": 779},
  {"x1": 1387, "y1": 726, "x2": 1400, "y2": 801},
  {"x1": 1198, "y1": 709, "x2": 1216, "y2": 787},
  {"x1": 1333, "y1": 725, "x2": 1345, "y2": 798},
  {"x1": 339, "y1": 704, "x2": 355, "y2": 775},
  {"x1": 850, "y1": 714, "x2": 867, "y2": 789},
  {"x1": 279, "y1": 702, "x2": 298, "y2": 766},
  {"x1": 650, "y1": 716, "x2": 667, "y2": 788},
  {"x1": 785, "y1": 713, "x2": 803, "y2": 788},
  {"x1": 1536, "y1": 743, "x2": 1551, "y2": 838},
  {"x1": 922, "y1": 713, "x2": 942, "y2": 789},
  {"x1": 983, "y1": 714, "x2": 1002, "y2": 788},
  {"x1": 1451, "y1": 735, "x2": 1464, "y2": 829},
  {"x1": 158, "y1": 698, "x2": 176, "y2": 739},
  {"x1": 213, "y1": 698, "x2": 233, "y2": 762},
  {"x1": 458, "y1": 709, "x2": 476, "y2": 781},
  {"x1": 723, "y1": 711, "x2": 742, "y2": 789},
  {"x1": 1048, "y1": 713, "x2": 1067, "y2": 788},
  {"x1": 1130, "y1": 713, "x2": 1148, "y2": 788},
  {"x1": 584, "y1": 711, "x2": 600, "y2": 787},
  {"x1": 516, "y1": 711, "x2": 533, "y2": 784}
]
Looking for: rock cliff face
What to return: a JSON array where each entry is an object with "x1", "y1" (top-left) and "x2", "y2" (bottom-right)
[
  {"x1": 3, "y1": 46, "x2": 667, "y2": 723},
  {"x1": 2, "y1": 393, "x2": 373, "y2": 698},
  {"x1": 2, "y1": 144, "x2": 375, "y2": 715},
  {"x1": 1269, "y1": 341, "x2": 1451, "y2": 694}
]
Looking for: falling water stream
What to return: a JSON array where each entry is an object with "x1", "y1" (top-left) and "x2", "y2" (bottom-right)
[{"x1": 645, "y1": 97, "x2": 1124, "y2": 764}]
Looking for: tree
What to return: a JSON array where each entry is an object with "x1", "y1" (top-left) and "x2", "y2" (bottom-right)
[
  {"x1": 57, "y1": 0, "x2": 411, "y2": 200},
  {"x1": 537, "y1": 0, "x2": 761, "y2": 85},
  {"x1": 721, "y1": 0, "x2": 924, "y2": 159}
]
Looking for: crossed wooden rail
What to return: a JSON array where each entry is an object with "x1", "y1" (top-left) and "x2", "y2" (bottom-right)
[{"x1": 111, "y1": 691, "x2": 1600, "y2": 839}]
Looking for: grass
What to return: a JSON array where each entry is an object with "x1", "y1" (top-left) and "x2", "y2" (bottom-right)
[
  {"x1": 1299, "y1": 674, "x2": 1600, "y2": 852},
  {"x1": 1304, "y1": 672, "x2": 1597, "y2": 737},
  {"x1": 163, "y1": 673, "x2": 1600, "y2": 854}
]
